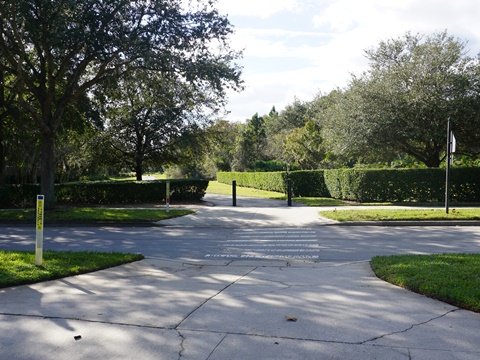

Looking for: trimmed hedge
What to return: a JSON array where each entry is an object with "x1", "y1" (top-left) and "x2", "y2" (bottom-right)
[
  {"x1": 288, "y1": 170, "x2": 329, "y2": 197},
  {"x1": 324, "y1": 169, "x2": 431, "y2": 202},
  {"x1": 216, "y1": 170, "x2": 328, "y2": 197},
  {"x1": 218, "y1": 168, "x2": 480, "y2": 203},
  {"x1": 0, "y1": 179, "x2": 209, "y2": 208},
  {"x1": 449, "y1": 168, "x2": 480, "y2": 202},
  {"x1": 217, "y1": 171, "x2": 286, "y2": 193},
  {"x1": 324, "y1": 168, "x2": 480, "y2": 202}
]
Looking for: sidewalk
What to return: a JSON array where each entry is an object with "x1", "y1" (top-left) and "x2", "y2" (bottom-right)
[
  {"x1": 1, "y1": 257, "x2": 479, "y2": 359},
  {"x1": 159, "y1": 193, "x2": 480, "y2": 227},
  {"x1": 159, "y1": 194, "x2": 335, "y2": 227}
]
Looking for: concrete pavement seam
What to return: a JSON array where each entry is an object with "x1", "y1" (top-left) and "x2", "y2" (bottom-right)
[
  {"x1": 0, "y1": 312, "x2": 171, "y2": 330},
  {"x1": 360, "y1": 308, "x2": 460, "y2": 346},
  {"x1": 174, "y1": 266, "x2": 258, "y2": 330},
  {"x1": 205, "y1": 334, "x2": 228, "y2": 360},
  {"x1": 177, "y1": 327, "x2": 391, "y2": 346}
]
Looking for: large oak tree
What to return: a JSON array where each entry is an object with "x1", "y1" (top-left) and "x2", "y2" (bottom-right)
[
  {"x1": 101, "y1": 69, "x2": 218, "y2": 180},
  {"x1": 322, "y1": 31, "x2": 480, "y2": 167},
  {"x1": 0, "y1": 0, "x2": 242, "y2": 208}
]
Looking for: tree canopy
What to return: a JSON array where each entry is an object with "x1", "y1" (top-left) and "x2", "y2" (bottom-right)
[
  {"x1": 0, "y1": 0, "x2": 242, "y2": 207},
  {"x1": 322, "y1": 31, "x2": 480, "y2": 167},
  {"x1": 100, "y1": 68, "x2": 222, "y2": 180}
]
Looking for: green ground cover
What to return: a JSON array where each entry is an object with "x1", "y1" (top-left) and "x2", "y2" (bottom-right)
[
  {"x1": 371, "y1": 254, "x2": 480, "y2": 313},
  {"x1": 207, "y1": 180, "x2": 286, "y2": 199},
  {"x1": 319, "y1": 208, "x2": 480, "y2": 221},
  {"x1": 0, "y1": 250, "x2": 144, "y2": 288},
  {"x1": 110, "y1": 172, "x2": 167, "y2": 181},
  {"x1": 0, "y1": 208, "x2": 194, "y2": 223},
  {"x1": 292, "y1": 197, "x2": 351, "y2": 206}
]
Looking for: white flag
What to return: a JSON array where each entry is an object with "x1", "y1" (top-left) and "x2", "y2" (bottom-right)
[{"x1": 451, "y1": 132, "x2": 456, "y2": 153}]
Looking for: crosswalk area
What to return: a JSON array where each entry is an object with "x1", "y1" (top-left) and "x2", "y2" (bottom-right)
[{"x1": 205, "y1": 228, "x2": 320, "y2": 260}]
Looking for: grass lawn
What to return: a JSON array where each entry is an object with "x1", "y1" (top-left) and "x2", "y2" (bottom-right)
[
  {"x1": 295, "y1": 198, "x2": 480, "y2": 207},
  {"x1": 0, "y1": 250, "x2": 144, "y2": 288},
  {"x1": 293, "y1": 197, "x2": 351, "y2": 206},
  {"x1": 371, "y1": 254, "x2": 480, "y2": 313},
  {"x1": 110, "y1": 172, "x2": 167, "y2": 181},
  {"x1": 0, "y1": 208, "x2": 194, "y2": 223},
  {"x1": 207, "y1": 181, "x2": 286, "y2": 199},
  {"x1": 319, "y1": 208, "x2": 480, "y2": 221}
]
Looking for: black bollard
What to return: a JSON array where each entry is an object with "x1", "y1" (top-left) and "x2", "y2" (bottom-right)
[
  {"x1": 287, "y1": 178, "x2": 292, "y2": 207},
  {"x1": 232, "y1": 180, "x2": 237, "y2": 207}
]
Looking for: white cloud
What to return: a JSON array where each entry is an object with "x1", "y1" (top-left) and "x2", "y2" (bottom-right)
[
  {"x1": 215, "y1": 0, "x2": 480, "y2": 121},
  {"x1": 232, "y1": 28, "x2": 330, "y2": 59},
  {"x1": 312, "y1": 0, "x2": 410, "y2": 33},
  {"x1": 215, "y1": 0, "x2": 300, "y2": 18}
]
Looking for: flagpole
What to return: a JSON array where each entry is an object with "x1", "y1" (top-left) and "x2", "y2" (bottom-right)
[{"x1": 445, "y1": 117, "x2": 452, "y2": 214}]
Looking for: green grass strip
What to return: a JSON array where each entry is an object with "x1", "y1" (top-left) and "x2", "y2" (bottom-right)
[
  {"x1": 0, "y1": 250, "x2": 144, "y2": 288},
  {"x1": 371, "y1": 254, "x2": 480, "y2": 312},
  {"x1": 293, "y1": 197, "x2": 350, "y2": 206},
  {"x1": 320, "y1": 208, "x2": 480, "y2": 221},
  {"x1": 0, "y1": 208, "x2": 194, "y2": 222},
  {"x1": 207, "y1": 181, "x2": 286, "y2": 199}
]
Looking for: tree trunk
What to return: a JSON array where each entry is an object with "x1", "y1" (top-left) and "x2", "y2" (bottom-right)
[
  {"x1": 0, "y1": 119, "x2": 5, "y2": 187},
  {"x1": 0, "y1": 69, "x2": 5, "y2": 187},
  {"x1": 423, "y1": 150, "x2": 442, "y2": 168},
  {"x1": 424, "y1": 159, "x2": 441, "y2": 168},
  {"x1": 40, "y1": 130, "x2": 56, "y2": 209},
  {"x1": 135, "y1": 160, "x2": 143, "y2": 181}
]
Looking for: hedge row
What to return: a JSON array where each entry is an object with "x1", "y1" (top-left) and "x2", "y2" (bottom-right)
[
  {"x1": 217, "y1": 171, "x2": 286, "y2": 193},
  {"x1": 324, "y1": 168, "x2": 480, "y2": 202},
  {"x1": 216, "y1": 170, "x2": 328, "y2": 197},
  {"x1": 288, "y1": 171, "x2": 329, "y2": 197},
  {"x1": 217, "y1": 168, "x2": 480, "y2": 203},
  {"x1": 324, "y1": 169, "x2": 442, "y2": 202},
  {"x1": 0, "y1": 179, "x2": 209, "y2": 207}
]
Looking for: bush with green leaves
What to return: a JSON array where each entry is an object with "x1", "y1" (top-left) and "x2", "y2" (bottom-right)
[
  {"x1": 324, "y1": 168, "x2": 480, "y2": 202},
  {"x1": 218, "y1": 167, "x2": 480, "y2": 202},
  {"x1": 286, "y1": 170, "x2": 329, "y2": 197},
  {"x1": 0, "y1": 180, "x2": 208, "y2": 207},
  {"x1": 216, "y1": 170, "x2": 327, "y2": 197},
  {"x1": 217, "y1": 171, "x2": 286, "y2": 193}
]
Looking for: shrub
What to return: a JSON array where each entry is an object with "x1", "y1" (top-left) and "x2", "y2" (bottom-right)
[
  {"x1": 286, "y1": 170, "x2": 329, "y2": 197},
  {"x1": 218, "y1": 168, "x2": 480, "y2": 203},
  {"x1": 324, "y1": 168, "x2": 480, "y2": 202},
  {"x1": 0, "y1": 180, "x2": 209, "y2": 208},
  {"x1": 216, "y1": 170, "x2": 328, "y2": 197},
  {"x1": 217, "y1": 171, "x2": 286, "y2": 192}
]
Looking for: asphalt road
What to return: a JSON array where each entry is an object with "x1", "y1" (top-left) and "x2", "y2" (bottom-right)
[{"x1": 2, "y1": 225, "x2": 480, "y2": 262}]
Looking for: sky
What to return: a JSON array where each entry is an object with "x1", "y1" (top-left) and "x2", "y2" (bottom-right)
[{"x1": 213, "y1": 0, "x2": 480, "y2": 122}]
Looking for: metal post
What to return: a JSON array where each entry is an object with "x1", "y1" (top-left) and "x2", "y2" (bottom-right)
[
  {"x1": 232, "y1": 180, "x2": 237, "y2": 207},
  {"x1": 166, "y1": 181, "x2": 170, "y2": 213},
  {"x1": 287, "y1": 178, "x2": 292, "y2": 207},
  {"x1": 445, "y1": 118, "x2": 452, "y2": 214}
]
